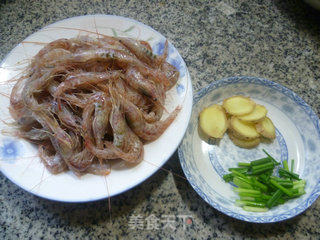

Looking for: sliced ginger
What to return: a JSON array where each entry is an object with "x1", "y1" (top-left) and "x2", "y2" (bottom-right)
[
  {"x1": 230, "y1": 116, "x2": 260, "y2": 140},
  {"x1": 228, "y1": 130, "x2": 260, "y2": 149},
  {"x1": 238, "y1": 105, "x2": 267, "y2": 123},
  {"x1": 199, "y1": 104, "x2": 228, "y2": 138},
  {"x1": 198, "y1": 95, "x2": 276, "y2": 148},
  {"x1": 223, "y1": 96, "x2": 256, "y2": 116},
  {"x1": 256, "y1": 117, "x2": 276, "y2": 139}
]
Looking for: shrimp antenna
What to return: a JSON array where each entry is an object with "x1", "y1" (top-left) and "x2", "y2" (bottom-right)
[
  {"x1": 0, "y1": 118, "x2": 17, "y2": 127},
  {"x1": 44, "y1": 26, "x2": 109, "y2": 38},
  {"x1": 93, "y1": 16, "x2": 100, "y2": 40},
  {"x1": 142, "y1": 159, "x2": 187, "y2": 181},
  {"x1": 0, "y1": 91, "x2": 10, "y2": 99},
  {"x1": 21, "y1": 41, "x2": 48, "y2": 45},
  {"x1": 103, "y1": 174, "x2": 112, "y2": 221},
  {"x1": 30, "y1": 165, "x2": 47, "y2": 192}
]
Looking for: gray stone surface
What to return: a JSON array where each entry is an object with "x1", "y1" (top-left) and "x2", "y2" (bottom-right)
[{"x1": 0, "y1": 0, "x2": 320, "y2": 239}]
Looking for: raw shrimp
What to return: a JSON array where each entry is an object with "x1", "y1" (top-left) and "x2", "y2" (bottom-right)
[
  {"x1": 111, "y1": 78, "x2": 150, "y2": 110},
  {"x1": 86, "y1": 161, "x2": 110, "y2": 176},
  {"x1": 40, "y1": 48, "x2": 72, "y2": 68},
  {"x1": 124, "y1": 66, "x2": 163, "y2": 103},
  {"x1": 10, "y1": 75, "x2": 29, "y2": 113},
  {"x1": 9, "y1": 35, "x2": 181, "y2": 176},
  {"x1": 34, "y1": 111, "x2": 75, "y2": 167},
  {"x1": 110, "y1": 78, "x2": 162, "y2": 122},
  {"x1": 17, "y1": 128, "x2": 51, "y2": 141},
  {"x1": 118, "y1": 37, "x2": 158, "y2": 66},
  {"x1": 51, "y1": 100, "x2": 81, "y2": 130},
  {"x1": 32, "y1": 38, "x2": 72, "y2": 65},
  {"x1": 69, "y1": 148, "x2": 94, "y2": 174},
  {"x1": 82, "y1": 103, "x2": 120, "y2": 160},
  {"x1": 39, "y1": 144, "x2": 68, "y2": 174},
  {"x1": 54, "y1": 71, "x2": 121, "y2": 109},
  {"x1": 22, "y1": 66, "x2": 68, "y2": 110},
  {"x1": 157, "y1": 40, "x2": 169, "y2": 67},
  {"x1": 161, "y1": 61, "x2": 180, "y2": 90},
  {"x1": 58, "y1": 48, "x2": 141, "y2": 66},
  {"x1": 9, "y1": 74, "x2": 38, "y2": 126},
  {"x1": 92, "y1": 94, "x2": 111, "y2": 149},
  {"x1": 108, "y1": 87, "x2": 143, "y2": 163},
  {"x1": 121, "y1": 94, "x2": 181, "y2": 142},
  {"x1": 83, "y1": 87, "x2": 143, "y2": 163},
  {"x1": 58, "y1": 46, "x2": 172, "y2": 87}
]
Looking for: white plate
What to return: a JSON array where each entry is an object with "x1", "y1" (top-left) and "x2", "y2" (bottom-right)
[
  {"x1": 178, "y1": 76, "x2": 320, "y2": 223},
  {"x1": 0, "y1": 15, "x2": 193, "y2": 202}
]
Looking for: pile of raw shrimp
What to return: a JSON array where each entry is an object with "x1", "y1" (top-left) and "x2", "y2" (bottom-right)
[{"x1": 9, "y1": 35, "x2": 180, "y2": 176}]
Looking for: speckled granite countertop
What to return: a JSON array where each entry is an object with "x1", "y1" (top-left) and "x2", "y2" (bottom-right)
[{"x1": 1, "y1": 0, "x2": 320, "y2": 239}]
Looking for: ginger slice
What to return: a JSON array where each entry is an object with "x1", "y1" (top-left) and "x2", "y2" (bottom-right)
[
  {"x1": 230, "y1": 116, "x2": 260, "y2": 140},
  {"x1": 199, "y1": 104, "x2": 228, "y2": 138},
  {"x1": 238, "y1": 105, "x2": 267, "y2": 123},
  {"x1": 223, "y1": 95, "x2": 256, "y2": 116},
  {"x1": 228, "y1": 130, "x2": 260, "y2": 149},
  {"x1": 256, "y1": 117, "x2": 276, "y2": 139}
]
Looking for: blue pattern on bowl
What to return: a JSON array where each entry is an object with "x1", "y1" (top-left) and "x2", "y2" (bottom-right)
[
  {"x1": 176, "y1": 83, "x2": 185, "y2": 95},
  {"x1": 208, "y1": 129, "x2": 288, "y2": 180},
  {"x1": 152, "y1": 40, "x2": 186, "y2": 78},
  {"x1": 0, "y1": 139, "x2": 19, "y2": 160}
]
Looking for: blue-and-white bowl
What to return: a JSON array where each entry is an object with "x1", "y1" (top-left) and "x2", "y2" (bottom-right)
[{"x1": 178, "y1": 76, "x2": 320, "y2": 223}]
